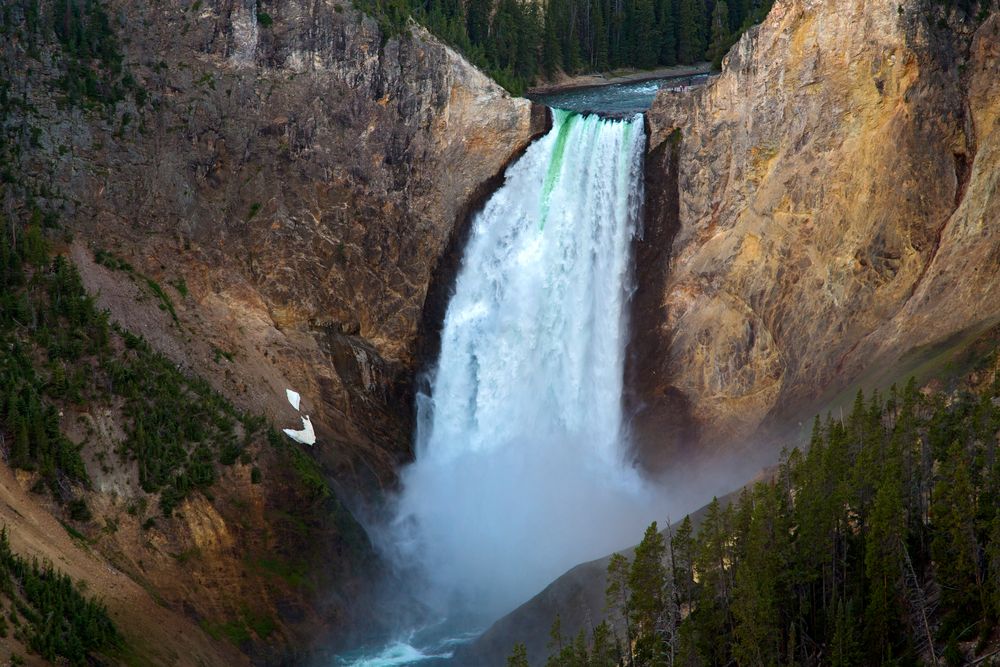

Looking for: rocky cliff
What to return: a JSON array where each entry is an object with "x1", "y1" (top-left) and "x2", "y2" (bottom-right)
[
  {"x1": 1, "y1": 0, "x2": 545, "y2": 661},
  {"x1": 638, "y1": 0, "x2": 1000, "y2": 467},
  {"x1": 40, "y1": 0, "x2": 546, "y2": 489}
]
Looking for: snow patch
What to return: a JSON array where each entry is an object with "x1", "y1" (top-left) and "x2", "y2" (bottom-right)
[
  {"x1": 284, "y1": 415, "x2": 316, "y2": 446},
  {"x1": 286, "y1": 388, "x2": 301, "y2": 411}
]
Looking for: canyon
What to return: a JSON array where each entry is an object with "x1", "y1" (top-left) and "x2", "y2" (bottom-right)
[{"x1": 1, "y1": 0, "x2": 998, "y2": 663}]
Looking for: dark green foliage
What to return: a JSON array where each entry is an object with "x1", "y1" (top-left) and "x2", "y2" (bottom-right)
[
  {"x1": 532, "y1": 369, "x2": 1000, "y2": 665},
  {"x1": 107, "y1": 331, "x2": 257, "y2": 514},
  {"x1": 170, "y1": 277, "x2": 189, "y2": 298},
  {"x1": 1, "y1": 233, "x2": 102, "y2": 492},
  {"x1": 0, "y1": 217, "x2": 266, "y2": 517},
  {"x1": 94, "y1": 248, "x2": 178, "y2": 323},
  {"x1": 67, "y1": 498, "x2": 92, "y2": 522},
  {"x1": 352, "y1": 0, "x2": 775, "y2": 93},
  {"x1": 507, "y1": 642, "x2": 529, "y2": 667},
  {"x1": 628, "y1": 522, "x2": 669, "y2": 663},
  {"x1": 0, "y1": 526, "x2": 122, "y2": 663},
  {"x1": 50, "y1": 0, "x2": 143, "y2": 108}
]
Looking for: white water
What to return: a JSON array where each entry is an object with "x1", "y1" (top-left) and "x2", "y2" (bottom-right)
[{"x1": 350, "y1": 110, "x2": 666, "y2": 664}]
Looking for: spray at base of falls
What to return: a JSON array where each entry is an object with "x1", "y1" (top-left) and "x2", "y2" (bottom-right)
[{"x1": 381, "y1": 109, "x2": 666, "y2": 635}]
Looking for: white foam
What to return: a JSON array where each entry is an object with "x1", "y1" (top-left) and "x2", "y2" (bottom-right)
[{"x1": 387, "y1": 111, "x2": 663, "y2": 618}]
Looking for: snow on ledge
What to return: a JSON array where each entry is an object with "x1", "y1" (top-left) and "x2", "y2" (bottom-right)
[{"x1": 283, "y1": 415, "x2": 316, "y2": 446}]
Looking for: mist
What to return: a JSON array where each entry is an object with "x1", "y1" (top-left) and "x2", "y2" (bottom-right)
[{"x1": 394, "y1": 426, "x2": 671, "y2": 619}]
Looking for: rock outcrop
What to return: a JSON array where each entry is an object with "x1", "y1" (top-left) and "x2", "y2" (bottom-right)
[{"x1": 639, "y1": 0, "x2": 1000, "y2": 465}]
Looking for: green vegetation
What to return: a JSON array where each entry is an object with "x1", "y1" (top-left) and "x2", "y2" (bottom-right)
[
  {"x1": 0, "y1": 527, "x2": 122, "y2": 664},
  {"x1": 94, "y1": 248, "x2": 179, "y2": 324},
  {"x1": 1, "y1": 222, "x2": 104, "y2": 495},
  {"x1": 49, "y1": 0, "x2": 144, "y2": 108},
  {"x1": 109, "y1": 332, "x2": 267, "y2": 515},
  {"x1": 521, "y1": 364, "x2": 1000, "y2": 665},
  {"x1": 200, "y1": 604, "x2": 276, "y2": 645},
  {"x1": 353, "y1": 0, "x2": 776, "y2": 93},
  {"x1": 247, "y1": 555, "x2": 310, "y2": 589},
  {"x1": 169, "y1": 277, "x2": 189, "y2": 298},
  {"x1": 0, "y1": 215, "x2": 266, "y2": 517},
  {"x1": 0, "y1": 0, "x2": 144, "y2": 219}
]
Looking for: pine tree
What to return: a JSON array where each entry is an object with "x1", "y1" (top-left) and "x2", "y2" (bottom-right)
[
  {"x1": 732, "y1": 484, "x2": 786, "y2": 666},
  {"x1": 629, "y1": 522, "x2": 667, "y2": 663},
  {"x1": 590, "y1": 620, "x2": 619, "y2": 667},
  {"x1": 542, "y1": 8, "x2": 563, "y2": 76},
  {"x1": 507, "y1": 642, "x2": 529, "y2": 667},
  {"x1": 829, "y1": 597, "x2": 862, "y2": 667},
  {"x1": 466, "y1": 0, "x2": 490, "y2": 44},
  {"x1": 675, "y1": 0, "x2": 702, "y2": 63},
  {"x1": 605, "y1": 552, "x2": 634, "y2": 665},
  {"x1": 591, "y1": 0, "x2": 609, "y2": 70},
  {"x1": 672, "y1": 515, "x2": 695, "y2": 614},
  {"x1": 863, "y1": 455, "x2": 906, "y2": 662},
  {"x1": 988, "y1": 514, "x2": 1000, "y2": 619},
  {"x1": 656, "y1": 0, "x2": 677, "y2": 65},
  {"x1": 931, "y1": 440, "x2": 985, "y2": 625},
  {"x1": 707, "y1": 0, "x2": 730, "y2": 67},
  {"x1": 691, "y1": 498, "x2": 734, "y2": 665}
]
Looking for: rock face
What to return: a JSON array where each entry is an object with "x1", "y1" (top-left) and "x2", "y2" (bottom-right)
[
  {"x1": 640, "y1": 0, "x2": 1000, "y2": 464},
  {"x1": 9, "y1": 0, "x2": 545, "y2": 482},
  {"x1": 62, "y1": 0, "x2": 545, "y2": 488},
  {"x1": 2, "y1": 0, "x2": 545, "y2": 660}
]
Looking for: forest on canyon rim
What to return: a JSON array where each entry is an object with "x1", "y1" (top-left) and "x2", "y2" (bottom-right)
[{"x1": 357, "y1": 0, "x2": 776, "y2": 92}]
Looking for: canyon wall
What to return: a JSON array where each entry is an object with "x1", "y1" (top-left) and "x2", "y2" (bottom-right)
[
  {"x1": 639, "y1": 0, "x2": 1000, "y2": 465},
  {"x1": 2, "y1": 0, "x2": 545, "y2": 660},
  {"x1": 52, "y1": 0, "x2": 546, "y2": 488}
]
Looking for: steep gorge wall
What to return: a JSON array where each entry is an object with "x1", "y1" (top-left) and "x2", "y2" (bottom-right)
[
  {"x1": 2, "y1": 0, "x2": 545, "y2": 660},
  {"x1": 640, "y1": 0, "x2": 1000, "y2": 464},
  {"x1": 58, "y1": 0, "x2": 547, "y2": 489}
]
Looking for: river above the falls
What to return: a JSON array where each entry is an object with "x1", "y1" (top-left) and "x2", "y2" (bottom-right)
[{"x1": 527, "y1": 72, "x2": 710, "y2": 116}]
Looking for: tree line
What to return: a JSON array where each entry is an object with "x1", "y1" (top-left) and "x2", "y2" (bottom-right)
[
  {"x1": 355, "y1": 0, "x2": 775, "y2": 93},
  {"x1": 0, "y1": 527, "x2": 122, "y2": 664},
  {"x1": 0, "y1": 210, "x2": 270, "y2": 519},
  {"x1": 511, "y1": 368, "x2": 1000, "y2": 666}
]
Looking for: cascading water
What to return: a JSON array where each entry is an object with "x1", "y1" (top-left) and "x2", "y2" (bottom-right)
[{"x1": 351, "y1": 110, "x2": 666, "y2": 664}]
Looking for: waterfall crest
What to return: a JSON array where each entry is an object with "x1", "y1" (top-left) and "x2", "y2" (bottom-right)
[{"x1": 392, "y1": 110, "x2": 661, "y2": 620}]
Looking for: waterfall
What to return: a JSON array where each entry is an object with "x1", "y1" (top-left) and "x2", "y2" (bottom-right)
[{"x1": 391, "y1": 110, "x2": 661, "y2": 622}]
